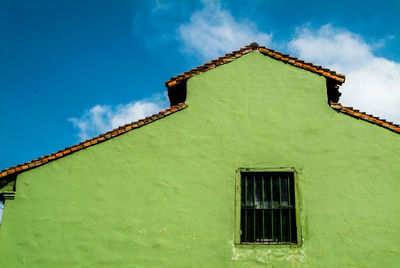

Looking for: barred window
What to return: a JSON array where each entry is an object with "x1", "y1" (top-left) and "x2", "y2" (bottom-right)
[{"x1": 240, "y1": 172, "x2": 297, "y2": 244}]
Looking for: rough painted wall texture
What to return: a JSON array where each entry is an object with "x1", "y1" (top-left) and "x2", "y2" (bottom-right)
[{"x1": 1, "y1": 52, "x2": 400, "y2": 267}]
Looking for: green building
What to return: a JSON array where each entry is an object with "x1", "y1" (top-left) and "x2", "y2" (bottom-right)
[{"x1": 1, "y1": 43, "x2": 400, "y2": 267}]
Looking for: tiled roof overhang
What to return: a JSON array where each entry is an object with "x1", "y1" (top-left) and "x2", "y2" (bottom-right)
[
  {"x1": 165, "y1": 42, "x2": 346, "y2": 89},
  {"x1": 1, "y1": 43, "x2": 399, "y2": 186},
  {"x1": 165, "y1": 42, "x2": 345, "y2": 106},
  {"x1": 0, "y1": 103, "x2": 188, "y2": 182},
  {"x1": 330, "y1": 103, "x2": 400, "y2": 133}
]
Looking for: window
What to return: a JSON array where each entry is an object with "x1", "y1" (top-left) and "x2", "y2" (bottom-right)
[{"x1": 237, "y1": 170, "x2": 298, "y2": 244}]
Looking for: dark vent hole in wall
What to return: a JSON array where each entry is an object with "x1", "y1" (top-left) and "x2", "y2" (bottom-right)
[
  {"x1": 326, "y1": 78, "x2": 341, "y2": 104},
  {"x1": 168, "y1": 80, "x2": 187, "y2": 106}
]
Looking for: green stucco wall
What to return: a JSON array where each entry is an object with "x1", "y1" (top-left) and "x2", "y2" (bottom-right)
[{"x1": 1, "y1": 52, "x2": 400, "y2": 267}]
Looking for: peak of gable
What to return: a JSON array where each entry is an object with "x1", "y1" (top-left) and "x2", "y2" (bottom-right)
[{"x1": 166, "y1": 43, "x2": 345, "y2": 106}]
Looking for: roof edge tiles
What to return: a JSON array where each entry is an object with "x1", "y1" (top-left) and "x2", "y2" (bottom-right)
[
  {"x1": 0, "y1": 103, "x2": 188, "y2": 180},
  {"x1": 330, "y1": 103, "x2": 400, "y2": 133},
  {"x1": 165, "y1": 42, "x2": 346, "y2": 88},
  {"x1": 2, "y1": 43, "x2": 398, "y2": 184}
]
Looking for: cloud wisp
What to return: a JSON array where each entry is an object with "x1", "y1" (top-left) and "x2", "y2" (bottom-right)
[
  {"x1": 289, "y1": 24, "x2": 400, "y2": 123},
  {"x1": 68, "y1": 94, "x2": 169, "y2": 141},
  {"x1": 178, "y1": 0, "x2": 272, "y2": 60}
]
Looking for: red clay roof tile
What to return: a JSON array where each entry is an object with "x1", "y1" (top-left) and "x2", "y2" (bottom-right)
[
  {"x1": 166, "y1": 43, "x2": 345, "y2": 88},
  {"x1": 0, "y1": 103, "x2": 187, "y2": 180},
  {"x1": 1, "y1": 43, "x2": 397, "y2": 183},
  {"x1": 330, "y1": 103, "x2": 400, "y2": 134}
]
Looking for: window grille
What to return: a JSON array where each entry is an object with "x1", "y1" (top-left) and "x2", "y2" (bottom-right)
[{"x1": 240, "y1": 172, "x2": 297, "y2": 244}]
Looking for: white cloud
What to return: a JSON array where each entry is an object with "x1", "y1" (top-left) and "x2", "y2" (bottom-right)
[
  {"x1": 68, "y1": 94, "x2": 169, "y2": 141},
  {"x1": 178, "y1": 0, "x2": 272, "y2": 60},
  {"x1": 0, "y1": 201, "x2": 3, "y2": 224},
  {"x1": 289, "y1": 24, "x2": 400, "y2": 123}
]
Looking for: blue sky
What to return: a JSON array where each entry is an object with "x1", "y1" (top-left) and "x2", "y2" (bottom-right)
[{"x1": 1, "y1": 0, "x2": 400, "y2": 169}]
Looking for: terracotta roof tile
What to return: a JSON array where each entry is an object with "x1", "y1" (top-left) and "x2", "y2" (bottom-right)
[
  {"x1": 330, "y1": 103, "x2": 400, "y2": 134},
  {"x1": 0, "y1": 103, "x2": 188, "y2": 180},
  {"x1": 165, "y1": 43, "x2": 345, "y2": 88},
  {"x1": 1, "y1": 43, "x2": 396, "y2": 184}
]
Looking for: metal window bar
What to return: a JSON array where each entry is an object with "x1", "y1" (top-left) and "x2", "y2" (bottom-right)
[{"x1": 240, "y1": 172, "x2": 297, "y2": 244}]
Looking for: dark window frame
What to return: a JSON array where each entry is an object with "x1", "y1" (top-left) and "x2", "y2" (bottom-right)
[{"x1": 234, "y1": 167, "x2": 302, "y2": 246}]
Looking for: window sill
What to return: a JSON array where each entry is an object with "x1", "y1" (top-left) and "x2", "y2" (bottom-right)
[{"x1": 235, "y1": 242, "x2": 302, "y2": 249}]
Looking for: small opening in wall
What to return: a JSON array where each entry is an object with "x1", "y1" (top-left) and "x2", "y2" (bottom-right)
[{"x1": 168, "y1": 80, "x2": 187, "y2": 106}]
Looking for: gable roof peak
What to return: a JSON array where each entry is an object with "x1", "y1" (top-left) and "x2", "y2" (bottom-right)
[{"x1": 165, "y1": 43, "x2": 346, "y2": 91}]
